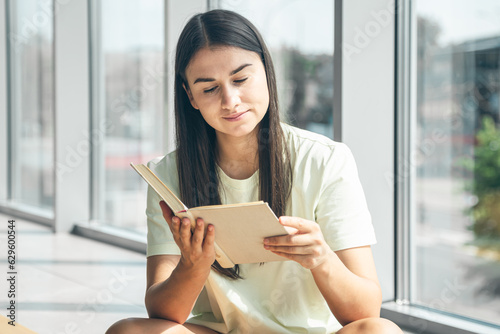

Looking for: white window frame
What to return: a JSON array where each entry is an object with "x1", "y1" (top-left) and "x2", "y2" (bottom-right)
[
  {"x1": 0, "y1": 0, "x2": 8, "y2": 205},
  {"x1": 338, "y1": 0, "x2": 396, "y2": 301}
]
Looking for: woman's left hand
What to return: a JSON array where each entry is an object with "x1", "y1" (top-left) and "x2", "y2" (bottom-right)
[{"x1": 263, "y1": 216, "x2": 334, "y2": 270}]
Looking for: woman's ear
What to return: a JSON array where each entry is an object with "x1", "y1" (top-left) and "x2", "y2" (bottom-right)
[{"x1": 183, "y1": 83, "x2": 199, "y2": 110}]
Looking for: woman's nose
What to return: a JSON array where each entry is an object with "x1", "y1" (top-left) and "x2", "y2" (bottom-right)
[{"x1": 221, "y1": 85, "x2": 241, "y2": 110}]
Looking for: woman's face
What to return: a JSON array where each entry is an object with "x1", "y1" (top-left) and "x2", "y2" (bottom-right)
[{"x1": 184, "y1": 46, "x2": 270, "y2": 141}]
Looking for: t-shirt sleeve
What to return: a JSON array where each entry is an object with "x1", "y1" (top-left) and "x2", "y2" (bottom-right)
[
  {"x1": 315, "y1": 143, "x2": 376, "y2": 251},
  {"x1": 145, "y1": 160, "x2": 181, "y2": 257}
]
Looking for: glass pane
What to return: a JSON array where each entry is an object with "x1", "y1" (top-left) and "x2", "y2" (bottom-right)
[
  {"x1": 414, "y1": 0, "x2": 500, "y2": 325},
  {"x1": 214, "y1": 0, "x2": 334, "y2": 138},
  {"x1": 92, "y1": 0, "x2": 164, "y2": 232},
  {"x1": 8, "y1": 0, "x2": 55, "y2": 214}
]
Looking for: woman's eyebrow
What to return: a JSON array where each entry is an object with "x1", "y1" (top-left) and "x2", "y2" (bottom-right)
[
  {"x1": 193, "y1": 63, "x2": 253, "y2": 84},
  {"x1": 230, "y1": 63, "x2": 252, "y2": 75}
]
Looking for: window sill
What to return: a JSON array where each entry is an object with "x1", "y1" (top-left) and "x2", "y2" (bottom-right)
[
  {"x1": 382, "y1": 301, "x2": 500, "y2": 334},
  {"x1": 72, "y1": 223, "x2": 147, "y2": 254},
  {"x1": 0, "y1": 201, "x2": 53, "y2": 227}
]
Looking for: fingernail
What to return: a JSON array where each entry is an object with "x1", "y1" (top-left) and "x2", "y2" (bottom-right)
[{"x1": 264, "y1": 239, "x2": 269, "y2": 244}]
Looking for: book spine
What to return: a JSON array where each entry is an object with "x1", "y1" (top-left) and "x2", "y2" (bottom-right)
[{"x1": 175, "y1": 211, "x2": 235, "y2": 269}]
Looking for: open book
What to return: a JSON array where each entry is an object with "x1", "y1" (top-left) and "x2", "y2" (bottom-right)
[{"x1": 130, "y1": 163, "x2": 290, "y2": 268}]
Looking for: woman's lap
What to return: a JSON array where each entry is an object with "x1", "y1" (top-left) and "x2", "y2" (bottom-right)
[
  {"x1": 105, "y1": 317, "x2": 219, "y2": 334},
  {"x1": 106, "y1": 316, "x2": 402, "y2": 334}
]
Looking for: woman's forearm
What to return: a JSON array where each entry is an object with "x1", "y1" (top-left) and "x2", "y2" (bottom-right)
[
  {"x1": 311, "y1": 251, "x2": 382, "y2": 326},
  {"x1": 145, "y1": 261, "x2": 210, "y2": 323}
]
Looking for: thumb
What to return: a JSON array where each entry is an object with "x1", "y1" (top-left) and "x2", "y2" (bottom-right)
[{"x1": 159, "y1": 201, "x2": 174, "y2": 222}]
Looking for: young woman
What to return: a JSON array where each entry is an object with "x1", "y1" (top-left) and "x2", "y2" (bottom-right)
[{"x1": 107, "y1": 9, "x2": 403, "y2": 334}]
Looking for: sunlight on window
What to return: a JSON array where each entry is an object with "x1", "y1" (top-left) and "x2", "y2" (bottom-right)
[
  {"x1": 92, "y1": 0, "x2": 164, "y2": 232},
  {"x1": 414, "y1": 0, "x2": 500, "y2": 325},
  {"x1": 8, "y1": 0, "x2": 54, "y2": 214}
]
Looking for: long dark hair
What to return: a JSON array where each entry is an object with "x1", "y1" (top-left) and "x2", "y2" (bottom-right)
[{"x1": 174, "y1": 9, "x2": 292, "y2": 279}]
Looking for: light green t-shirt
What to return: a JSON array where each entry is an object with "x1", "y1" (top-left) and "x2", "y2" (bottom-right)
[{"x1": 146, "y1": 123, "x2": 376, "y2": 333}]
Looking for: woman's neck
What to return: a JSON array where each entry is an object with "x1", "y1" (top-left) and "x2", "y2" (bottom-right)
[{"x1": 216, "y1": 131, "x2": 259, "y2": 180}]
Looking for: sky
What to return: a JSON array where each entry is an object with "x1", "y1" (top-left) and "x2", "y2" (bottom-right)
[
  {"x1": 102, "y1": 0, "x2": 164, "y2": 52},
  {"x1": 416, "y1": 0, "x2": 500, "y2": 46},
  {"x1": 218, "y1": 0, "x2": 334, "y2": 55}
]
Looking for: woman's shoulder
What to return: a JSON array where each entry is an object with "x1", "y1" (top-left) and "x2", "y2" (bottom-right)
[
  {"x1": 147, "y1": 150, "x2": 176, "y2": 168},
  {"x1": 146, "y1": 150, "x2": 179, "y2": 187},
  {"x1": 281, "y1": 122, "x2": 350, "y2": 160}
]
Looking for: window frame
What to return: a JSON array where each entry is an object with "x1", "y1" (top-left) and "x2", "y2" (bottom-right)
[
  {"x1": 0, "y1": 0, "x2": 9, "y2": 206},
  {"x1": 88, "y1": 0, "x2": 105, "y2": 224},
  {"x1": 338, "y1": 0, "x2": 396, "y2": 302}
]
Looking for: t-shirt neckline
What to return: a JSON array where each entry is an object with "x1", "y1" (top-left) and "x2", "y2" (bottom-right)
[{"x1": 216, "y1": 165, "x2": 259, "y2": 190}]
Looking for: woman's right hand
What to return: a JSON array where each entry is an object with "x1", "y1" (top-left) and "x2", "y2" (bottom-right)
[{"x1": 159, "y1": 201, "x2": 216, "y2": 273}]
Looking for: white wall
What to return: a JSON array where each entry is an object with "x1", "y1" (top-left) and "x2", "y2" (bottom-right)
[
  {"x1": 53, "y1": 0, "x2": 91, "y2": 232},
  {"x1": 341, "y1": 0, "x2": 396, "y2": 300}
]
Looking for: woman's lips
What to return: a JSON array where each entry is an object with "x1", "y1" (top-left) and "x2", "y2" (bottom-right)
[{"x1": 223, "y1": 111, "x2": 248, "y2": 122}]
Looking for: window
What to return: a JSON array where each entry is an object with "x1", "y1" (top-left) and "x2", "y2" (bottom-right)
[
  {"x1": 91, "y1": 0, "x2": 164, "y2": 233},
  {"x1": 211, "y1": 0, "x2": 335, "y2": 138},
  {"x1": 6, "y1": 0, "x2": 55, "y2": 215},
  {"x1": 414, "y1": 0, "x2": 500, "y2": 325}
]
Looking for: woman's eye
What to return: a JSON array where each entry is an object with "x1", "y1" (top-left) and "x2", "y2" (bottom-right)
[
  {"x1": 234, "y1": 77, "x2": 248, "y2": 84},
  {"x1": 203, "y1": 86, "x2": 218, "y2": 94}
]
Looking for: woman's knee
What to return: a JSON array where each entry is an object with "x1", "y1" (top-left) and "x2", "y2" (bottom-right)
[
  {"x1": 357, "y1": 318, "x2": 403, "y2": 334},
  {"x1": 339, "y1": 317, "x2": 403, "y2": 334},
  {"x1": 105, "y1": 317, "x2": 204, "y2": 334},
  {"x1": 106, "y1": 318, "x2": 143, "y2": 334}
]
